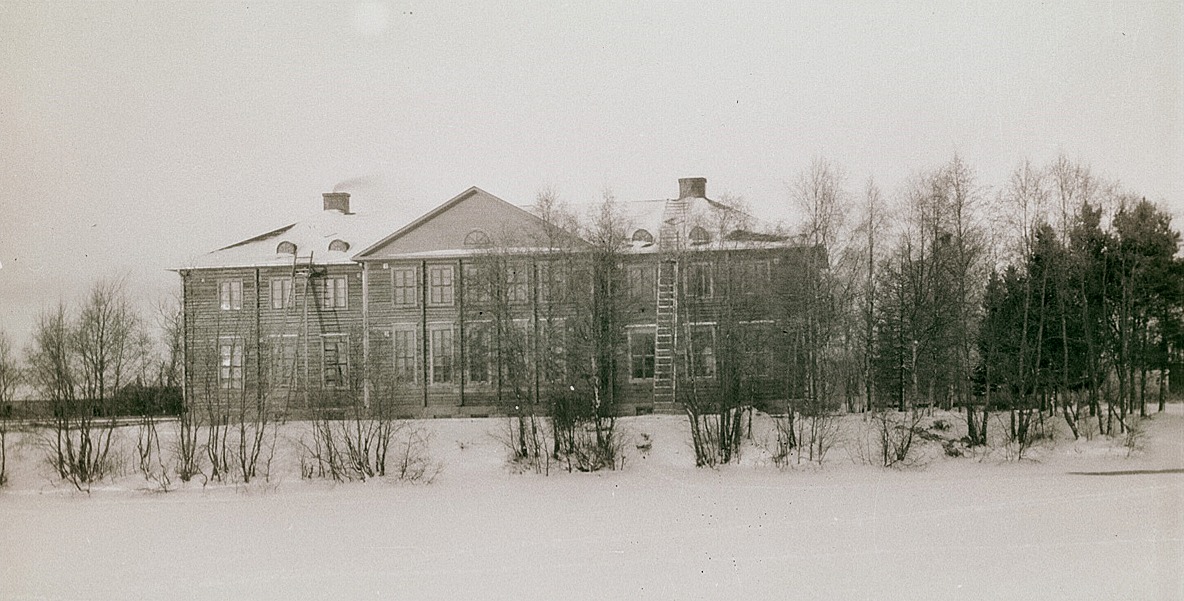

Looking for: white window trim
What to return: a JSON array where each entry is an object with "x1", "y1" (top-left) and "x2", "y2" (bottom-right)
[
  {"x1": 427, "y1": 323, "x2": 455, "y2": 386},
  {"x1": 321, "y1": 276, "x2": 348, "y2": 310},
  {"x1": 269, "y1": 277, "x2": 293, "y2": 310},
  {"x1": 391, "y1": 266, "x2": 418, "y2": 307},
  {"x1": 219, "y1": 279, "x2": 243, "y2": 311},
  {"x1": 685, "y1": 322, "x2": 717, "y2": 380},
  {"x1": 218, "y1": 335, "x2": 244, "y2": 390},
  {"x1": 428, "y1": 265, "x2": 455, "y2": 307}
]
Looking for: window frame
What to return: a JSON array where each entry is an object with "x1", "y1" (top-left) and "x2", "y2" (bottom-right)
[
  {"x1": 218, "y1": 279, "x2": 243, "y2": 311},
  {"x1": 267, "y1": 334, "x2": 298, "y2": 387},
  {"x1": 465, "y1": 320, "x2": 493, "y2": 386},
  {"x1": 685, "y1": 262, "x2": 713, "y2": 298},
  {"x1": 391, "y1": 324, "x2": 418, "y2": 384},
  {"x1": 428, "y1": 324, "x2": 455, "y2": 385},
  {"x1": 506, "y1": 263, "x2": 529, "y2": 305},
  {"x1": 321, "y1": 334, "x2": 350, "y2": 389},
  {"x1": 686, "y1": 323, "x2": 717, "y2": 379},
  {"x1": 391, "y1": 266, "x2": 418, "y2": 307},
  {"x1": 741, "y1": 320, "x2": 775, "y2": 377},
  {"x1": 428, "y1": 265, "x2": 455, "y2": 306},
  {"x1": 320, "y1": 275, "x2": 348, "y2": 310},
  {"x1": 627, "y1": 326, "x2": 657, "y2": 382},
  {"x1": 742, "y1": 260, "x2": 770, "y2": 295},
  {"x1": 218, "y1": 336, "x2": 244, "y2": 390},
  {"x1": 269, "y1": 277, "x2": 293, "y2": 310},
  {"x1": 627, "y1": 263, "x2": 656, "y2": 302}
]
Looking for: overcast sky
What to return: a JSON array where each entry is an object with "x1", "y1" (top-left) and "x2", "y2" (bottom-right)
[{"x1": 1, "y1": 1, "x2": 1180, "y2": 350}]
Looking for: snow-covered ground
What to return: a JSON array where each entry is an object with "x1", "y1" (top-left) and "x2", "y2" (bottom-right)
[{"x1": 2, "y1": 407, "x2": 1182, "y2": 600}]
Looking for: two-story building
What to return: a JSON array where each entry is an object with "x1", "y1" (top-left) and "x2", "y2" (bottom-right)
[{"x1": 178, "y1": 178, "x2": 813, "y2": 418}]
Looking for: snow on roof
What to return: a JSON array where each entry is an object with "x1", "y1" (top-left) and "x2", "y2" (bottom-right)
[
  {"x1": 176, "y1": 206, "x2": 404, "y2": 271},
  {"x1": 553, "y1": 195, "x2": 788, "y2": 254}
]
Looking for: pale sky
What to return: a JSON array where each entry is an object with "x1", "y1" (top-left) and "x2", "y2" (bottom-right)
[{"x1": 1, "y1": 1, "x2": 1181, "y2": 350}]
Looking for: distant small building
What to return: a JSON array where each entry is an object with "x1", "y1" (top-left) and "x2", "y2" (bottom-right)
[{"x1": 177, "y1": 178, "x2": 817, "y2": 417}]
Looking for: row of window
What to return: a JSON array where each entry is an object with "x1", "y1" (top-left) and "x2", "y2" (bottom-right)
[
  {"x1": 216, "y1": 259, "x2": 771, "y2": 312},
  {"x1": 218, "y1": 335, "x2": 348, "y2": 390},
  {"x1": 391, "y1": 264, "x2": 561, "y2": 308},
  {"x1": 217, "y1": 322, "x2": 773, "y2": 390},
  {"x1": 218, "y1": 277, "x2": 348, "y2": 311}
]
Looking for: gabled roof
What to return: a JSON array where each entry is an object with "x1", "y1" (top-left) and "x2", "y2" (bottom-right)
[
  {"x1": 177, "y1": 205, "x2": 400, "y2": 271},
  {"x1": 355, "y1": 186, "x2": 586, "y2": 259}
]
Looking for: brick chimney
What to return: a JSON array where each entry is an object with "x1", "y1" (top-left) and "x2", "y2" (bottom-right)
[
  {"x1": 323, "y1": 192, "x2": 350, "y2": 213},
  {"x1": 678, "y1": 177, "x2": 706, "y2": 199}
]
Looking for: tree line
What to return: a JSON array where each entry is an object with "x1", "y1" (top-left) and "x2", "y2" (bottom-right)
[{"x1": 787, "y1": 155, "x2": 1181, "y2": 460}]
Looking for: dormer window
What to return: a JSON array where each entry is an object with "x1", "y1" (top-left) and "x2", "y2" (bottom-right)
[
  {"x1": 690, "y1": 226, "x2": 711, "y2": 246},
  {"x1": 328, "y1": 239, "x2": 350, "y2": 252},
  {"x1": 276, "y1": 241, "x2": 297, "y2": 255},
  {"x1": 632, "y1": 229, "x2": 654, "y2": 245},
  {"x1": 464, "y1": 229, "x2": 492, "y2": 248}
]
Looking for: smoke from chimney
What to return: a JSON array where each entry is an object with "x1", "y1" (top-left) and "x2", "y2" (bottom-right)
[{"x1": 333, "y1": 175, "x2": 377, "y2": 193}]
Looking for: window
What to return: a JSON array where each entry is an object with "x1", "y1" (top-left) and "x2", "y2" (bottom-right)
[
  {"x1": 392, "y1": 326, "x2": 417, "y2": 384},
  {"x1": 464, "y1": 229, "x2": 492, "y2": 248},
  {"x1": 320, "y1": 276, "x2": 347, "y2": 309},
  {"x1": 632, "y1": 229, "x2": 654, "y2": 245},
  {"x1": 428, "y1": 266, "x2": 454, "y2": 306},
  {"x1": 429, "y1": 326, "x2": 454, "y2": 384},
  {"x1": 322, "y1": 335, "x2": 349, "y2": 388},
  {"x1": 507, "y1": 263, "x2": 528, "y2": 304},
  {"x1": 690, "y1": 226, "x2": 711, "y2": 246},
  {"x1": 463, "y1": 264, "x2": 490, "y2": 304},
  {"x1": 267, "y1": 335, "x2": 297, "y2": 387},
  {"x1": 627, "y1": 264, "x2": 655, "y2": 301},
  {"x1": 537, "y1": 263, "x2": 567, "y2": 305},
  {"x1": 742, "y1": 322, "x2": 774, "y2": 377},
  {"x1": 392, "y1": 267, "x2": 417, "y2": 306},
  {"x1": 276, "y1": 241, "x2": 297, "y2": 255},
  {"x1": 539, "y1": 318, "x2": 567, "y2": 381},
  {"x1": 687, "y1": 324, "x2": 716, "y2": 378},
  {"x1": 741, "y1": 260, "x2": 770, "y2": 294},
  {"x1": 686, "y1": 262, "x2": 712, "y2": 298},
  {"x1": 507, "y1": 319, "x2": 533, "y2": 379},
  {"x1": 219, "y1": 280, "x2": 243, "y2": 311},
  {"x1": 269, "y1": 278, "x2": 293, "y2": 310},
  {"x1": 328, "y1": 239, "x2": 350, "y2": 252},
  {"x1": 466, "y1": 322, "x2": 491, "y2": 384},
  {"x1": 629, "y1": 328, "x2": 656, "y2": 380},
  {"x1": 219, "y1": 337, "x2": 244, "y2": 390}
]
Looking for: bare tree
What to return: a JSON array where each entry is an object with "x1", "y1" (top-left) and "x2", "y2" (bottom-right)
[
  {"x1": 26, "y1": 281, "x2": 148, "y2": 490},
  {"x1": 779, "y1": 158, "x2": 851, "y2": 464},
  {"x1": 0, "y1": 330, "x2": 21, "y2": 486}
]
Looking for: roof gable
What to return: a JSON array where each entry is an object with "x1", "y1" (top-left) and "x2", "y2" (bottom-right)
[{"x1": 356, "y1": 187, "x2": 583, "y2": 259}]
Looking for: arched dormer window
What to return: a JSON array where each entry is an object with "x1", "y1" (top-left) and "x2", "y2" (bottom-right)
[
  {"x1": 276, "y1": 241, "x2": 297, "y2": 255},
  {"x1": 631, "y1": 229, "x2": 654, "y2": 245},
  {"x1": 689, "y1": 226, "x2": 711, "y2": 246},
  {"x1": 328, "y1": 239, "x2": 350, "y2": 252},
  {"x1": 464, "y1": 229, "x2": 492, "y2": 248}
]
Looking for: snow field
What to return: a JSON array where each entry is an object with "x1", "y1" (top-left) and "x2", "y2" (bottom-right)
[{"x1": 1, "y1": 407, "x2": 1181, "y2": 600}]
